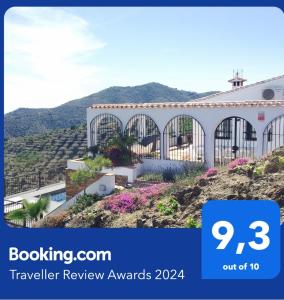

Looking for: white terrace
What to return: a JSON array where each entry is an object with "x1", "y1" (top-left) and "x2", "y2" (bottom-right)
[{"x1": 87, "y1": 74, "x2": 284, "y2": 171}]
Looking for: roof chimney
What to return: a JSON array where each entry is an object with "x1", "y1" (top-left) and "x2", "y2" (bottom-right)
[{"x1": 228, "y1": 70, "x2": 247, "y2": 89}]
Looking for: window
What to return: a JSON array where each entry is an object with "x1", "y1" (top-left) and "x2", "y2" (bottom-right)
[
  {"x1": 268, "y1": 128, "x2": 273, "y2": 142},
  {"x1": 215, "y1": 118, "x2": 231, "y2": 139},
  {"x1": 163, "y1": 115, "x2": 204, "y2": 162},
  {"x1": 90, "y1": 114, "x2": 122, "y2": 148},
  {"x1": 245, "y1": 122, "x2": 257, "y2": 141},
  {"x1": 214, "y1": 117, "x2": 257, "y2": 165},
  {"x1": 125, "y1": 114, "x2": 161, "y2": 159},
  {"x1": 263, "y1": 115, "x2": 284, "y2": 154}
]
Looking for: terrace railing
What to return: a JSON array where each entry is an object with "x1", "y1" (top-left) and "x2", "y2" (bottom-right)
[
  {"x1": 4, "y1": 199, "x2": 35, "y2": 228},
  {"x1": 4, "y1": 166, "x2": 66, "y2": 197}
]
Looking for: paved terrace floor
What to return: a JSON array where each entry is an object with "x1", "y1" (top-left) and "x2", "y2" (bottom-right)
[{"x1": 4, "y1": 181, "x2": 66, "y2": 215}]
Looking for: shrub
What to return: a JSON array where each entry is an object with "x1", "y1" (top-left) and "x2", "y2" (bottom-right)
[
  {"x1": 85, "y1": 156, "x2": 112, "y2": 172},
  {"x1": 70, "y1": 156, "x2": 112, "y2": 192},
  {"x1": 139, "y1": 173, "x2": 163, "y2": 182},
  {"x1": 157, "y1": 196, "x2": 179, "y2": 216},
  {"x1": 279, "y1": 156, "x2": 284, "y2": 168},
  {"x1": 186, "y1": 217, "x2": 201, "y2": 228},
  {"x1": 103, "y1": 146, "x2": 132, "y2": 166},
  {"x1": 7, "y1": 197, "x2": 50, "y2": 224},
  {"x1": 168, "y1": 165, "x2": 205, "y2": 194},
  {"x1": 180, "y1": 163, "x2": 205, "y2": 176},
  {"x1": 253, "y1": 165, "x2": 265, "y2": 177},
  {"x1": 87, "y1": 145, "x2": 100, "y2": 157},
  {"x1": 162, "y1": 168, "x2": 176, "y2": 182},
  {"x1": 70, "y1": 169, "x2": 92, "y2": 186},
  {"x1": 103, "y1": 133, "x2": 138, "y2": 166},
  {"x1": 71, "y1": 194, "x2": 101, "y2": 214},
  {"x1": 263, "y1": 160, "x2": 279, "y2": 174},
  {"x1": 228, "y1": 158, "x2": 250, "y2": 170},
  {"x1": 104, "y1": 193, "x2": 138, "y2": 213},
  {"x1": 104, "y1": 183, "x2": 169, "y2": 214},
  {"x1": 34, "y1": 211, "x2": 69, "y2": 228},
  {"x1": 205, "y1": 168, "x2": 218, "y2": 177},
  {"x1": 197, "y1": 167, "x2": 218, "y2": 181}
]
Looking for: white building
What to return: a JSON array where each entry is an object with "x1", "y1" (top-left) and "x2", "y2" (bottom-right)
[{"x1": 87, "y1": 74, "x2": 284, "y2": 171}]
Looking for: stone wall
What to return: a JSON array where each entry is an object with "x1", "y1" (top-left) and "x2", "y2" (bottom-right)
[{"x1": 115, "y1": 175, "x2": 128, "y2": 187}]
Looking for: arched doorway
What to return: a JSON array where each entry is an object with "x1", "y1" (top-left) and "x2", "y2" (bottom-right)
[
  {"x1": 163, "y1": 115, "x2": 205, "y2": 162},
  {"x1": 263, "y1": 115, "x2": 284, "y2": 154},
  {"x1": 214, "y1": 116, "x2": 257, "y2": 165},
  {"x1": 125, "y1": 114, "x2": 161, "y2": 159},
  {"x1": 90, "y1": 114, "x2": 122, "y2": 148}
]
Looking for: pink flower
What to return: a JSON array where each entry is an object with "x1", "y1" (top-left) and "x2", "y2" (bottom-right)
[
  {"x1": 206, "y1": 168, "x2": 218, "y2": 177},
  {"x1": 103, "y1": 183, "x2": 169, "y2": 214},
  {"x1": 198, "y1": 168, "x2": 218, "y2": 180},
  {"x1": 228, "y1": 158, "x2": 250, "y2": 170}
]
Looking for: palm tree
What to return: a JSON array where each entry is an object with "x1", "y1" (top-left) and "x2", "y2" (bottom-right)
[
  {"x1": 7, "y1": 197, "x2": 50, "y2": 227},
  {"x1": 109, "y1": 132, "x2": 136, "y2": 151}
]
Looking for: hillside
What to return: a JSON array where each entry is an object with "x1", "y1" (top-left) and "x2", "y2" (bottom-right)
[
  {"x1": 4, "y1": 83, "x2": 218, "y2": 138},
  {"x1": 4, "y1": 125, "x2": 87, "y2": 195},
  {"x1": 36, "y1": 148, "x2": 284, "y2": 228}
]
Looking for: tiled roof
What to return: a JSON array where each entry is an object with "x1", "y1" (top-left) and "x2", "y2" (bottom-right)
[
  {"x1": 228, "y1": 77, "x2": 247, "y2": 83},
  {"x1": 91, "y1": 100, "x2": 284, "y2": 110},
  {"x1": 191, "y1": 74, "x2": 284, "y2": 102}
]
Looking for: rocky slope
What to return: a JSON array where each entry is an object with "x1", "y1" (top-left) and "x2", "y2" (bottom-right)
[{"x1": 36, "y1": 148, "x2": 284, "y2": 228}]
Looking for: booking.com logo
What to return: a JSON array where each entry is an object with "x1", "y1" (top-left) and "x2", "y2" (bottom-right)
[{"x1": 9, "y1": 247, "x2": 112, "y2": 264}]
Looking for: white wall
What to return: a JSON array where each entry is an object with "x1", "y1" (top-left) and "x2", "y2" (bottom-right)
[
  {"x1": 48, "y1": 173, "x2": 115, "y2": 216},
  {"x1": 197, "y1": 76, "x2": 284, "y2": 102},
  {"x1": 87, "y1": 104, "x2": 284, "y2": 167},
  {"x1": 67, "y1": 159, "x2": 143, "y2": 183},
  {"x1": 67, "y1": 159, "x2": 86, "y2": 170},
  {"x1": 141, "y1": 159, "x2": 201, "y2": 172},
  {"x1": 102, "y1": 164, "x2": 143, "y2": 183}
]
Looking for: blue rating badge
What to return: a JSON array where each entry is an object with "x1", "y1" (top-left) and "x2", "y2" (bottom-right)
[{"x1": 202, "y1": 200, "x2": 280, "y2": 279}]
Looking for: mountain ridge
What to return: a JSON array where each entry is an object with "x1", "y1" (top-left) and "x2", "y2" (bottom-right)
[{"x1": 5, "y1": 82, "x2": 219, "y2": 138}]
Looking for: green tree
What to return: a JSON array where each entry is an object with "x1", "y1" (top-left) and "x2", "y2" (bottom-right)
[
  {"x1": 109, "y1": 133, "x2": 136, "y2": 152},
  {"x1": 179, "y1": 117, "x2": 193, "y2": 135},
  {"x1": 7, "y1": 197, "x2": 50, "y2": 227}
]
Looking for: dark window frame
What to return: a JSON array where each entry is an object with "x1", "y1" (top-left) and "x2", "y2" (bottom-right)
[
  {"x1": 245, "y1": 121, "x2": 257, "y2": 141},
  {"x1": 215, "y1": 118, "x2": 231, "y2": 140},
  {"x1": 268, "y1": 127, "x2": 273, "y2": 142}
]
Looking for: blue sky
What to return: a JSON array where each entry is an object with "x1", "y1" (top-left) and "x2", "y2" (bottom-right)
[{"x1": 4, "y1": 7, "x2": 284, "y2": 113}]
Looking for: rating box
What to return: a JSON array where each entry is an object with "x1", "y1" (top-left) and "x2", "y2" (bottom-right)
[{"x1": 202, "y1": 200, "x2": 280, "y2": 279}]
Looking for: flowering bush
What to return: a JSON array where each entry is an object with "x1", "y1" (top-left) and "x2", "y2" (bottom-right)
[
  {"x1": 102, "y1": 133, "x2": 139, "y2": 166},
  {"x1": 228, "y1": 158, "x2": 250, "y2": 170},
  {"x1": 205, "y1": 168, "x2": 218, "y2": 177},
  {"x1": 198, "y1": 168, "x2": 218, "y2": 180},
  {"x1": 103, "y1": 146, "x2": 132, "y2": 167},
  {"x1": 103, "y1": 183, "x2": 169, "y2": 214}
]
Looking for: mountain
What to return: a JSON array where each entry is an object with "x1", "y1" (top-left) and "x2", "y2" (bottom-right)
[{"x1": 4, "y1": 82, "x2": 219, "y2": 138}]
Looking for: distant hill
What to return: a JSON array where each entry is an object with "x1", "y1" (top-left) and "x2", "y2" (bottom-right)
[
  {"x1": 4, "y1": 82, "x2": 218, "y2": 138},
  {"x1": 4, "y1": 125, "x2": 87, "y2": 195}
]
